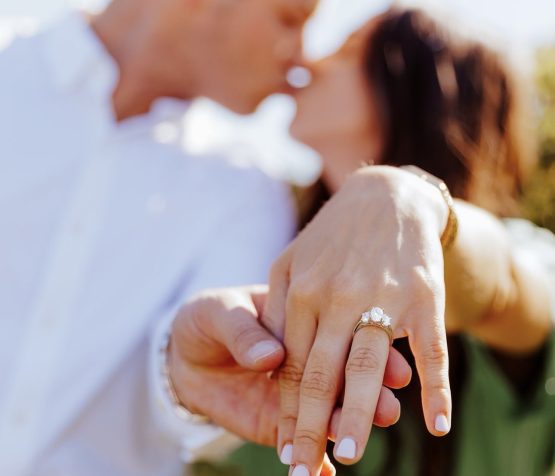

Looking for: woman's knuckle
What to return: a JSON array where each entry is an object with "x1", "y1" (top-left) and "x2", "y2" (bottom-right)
[
  {"x1": 344, "y1": 404, "x2": 370, "y2": 424},
  {"x1": 327, "y1": 274, "x2": 366, "y2": 305},
  {"x1": 280, "y1": 413, "x2": 298, "y2": 428},
  {"x1": 422, "y1": 340, "x2": 448, "y2": 367},
  {"x1": 346, "y1": 346, "x2": 382, "y2": 376},
  {"x1": 289, "y1": 277, "x2": 319, "y2": 306},
  {"x1": 295, "y1": 428, "x2": 323, "y2": 448},
  {"x1": 279, "y1": 362, "x2": 305, "y2": 389},
  {"x1": 301, "y1": 368, "x2": 337, "y2": 400}
]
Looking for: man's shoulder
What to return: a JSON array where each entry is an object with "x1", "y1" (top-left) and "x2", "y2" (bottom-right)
[
  {"x1": 0, "y1": 26, "x2": 52, "y2": 107},
  {"x1": 0, "y1": 24, "x2": 44, "y2": 72}
]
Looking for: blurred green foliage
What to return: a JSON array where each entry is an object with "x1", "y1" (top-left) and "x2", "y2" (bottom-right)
[{"x1": 522, "y1": 47, "x2": 555, "y2": 231}]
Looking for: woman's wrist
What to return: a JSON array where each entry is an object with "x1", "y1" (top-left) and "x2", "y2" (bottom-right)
[
  {"x1": 352, "y1": 165, "x2": 451, "y2": 243},
  {"x1": 399, "y1": 165, "x2": 458, "y2": 251}
]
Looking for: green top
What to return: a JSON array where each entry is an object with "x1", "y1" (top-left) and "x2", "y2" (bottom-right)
[{"x1": 191, "y1": 332, "x2": 555, "y2": 476}]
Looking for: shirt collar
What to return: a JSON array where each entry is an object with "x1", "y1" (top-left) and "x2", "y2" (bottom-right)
[
  {"x1": 42, "y1": 11, "x2": 190, "y2": 126},
  {"x1": 42, "y1": 11, "x2": 118, "y2": 99}
]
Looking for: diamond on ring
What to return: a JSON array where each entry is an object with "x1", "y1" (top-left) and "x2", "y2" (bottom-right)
[
  {"x1": 354, "y1": 307, "x2": 394, "y2": 344},
  {"x1": 361, "y1": 307, "x2": 392, "y2": 327}
]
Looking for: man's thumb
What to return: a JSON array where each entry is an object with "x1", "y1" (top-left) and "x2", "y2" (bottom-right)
[{"x1": 227, "y1": 317, "x2": 284, "y2": 371}]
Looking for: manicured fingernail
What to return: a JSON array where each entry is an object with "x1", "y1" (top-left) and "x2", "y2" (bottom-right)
[
  {"x1": 435, "y1": 414, "x2": 450, "y2": 433},
  {"x1": 291, "y1": 465, "x2": 310, "y2": 476},
  {"x1": 247, "y1": 341, "x2": 279, "y2": 363},
  {"x1": 336, "y1": 437, "x2": 357, "y2": 459},
  {"x1": 280, "y1": 444, "x2": 293, "y2": 465}
]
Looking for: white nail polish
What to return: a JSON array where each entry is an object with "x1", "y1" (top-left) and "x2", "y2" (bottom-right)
[
  {"x1": 435, "y1": 414, "x2": 450, "y2": 433},
  {"x1": 280, "y1": 444, "x2": 293, "y2": 465},
  {"x1": 291, "y1": 465, "x2": 310, "y2": 476},
  {"x1": 336, "y1": 437, "x2": 357, "y2": 459}
]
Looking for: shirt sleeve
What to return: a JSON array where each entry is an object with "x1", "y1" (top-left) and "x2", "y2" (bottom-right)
[{"x1": 147, "y1": 169, "x2": 296, "y2": 463}]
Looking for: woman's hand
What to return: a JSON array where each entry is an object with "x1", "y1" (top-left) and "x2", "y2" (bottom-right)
[
  {"x1": 262, "y1": 166, "x2": 452, "y2": 475},
  {"x1": 168, "y1": 284, "x2": 412, "y2": 450}
]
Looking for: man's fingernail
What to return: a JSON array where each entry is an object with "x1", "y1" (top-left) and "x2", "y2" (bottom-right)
[
  {"x1": 280, "y1": 444, "x2": 293, "y2": 465},
  {"x1": 336, "y1": 437, "x2": 357, "y2": 459},
  {"x1": 435, "y1": 414, "x2": 450, "y2": 433},
  {"x1": 247, "y1": 341, "x2": 279, "y2": 363},
  {"x1": 291, "y1": 465, "x2": 310, "y2": 476}
]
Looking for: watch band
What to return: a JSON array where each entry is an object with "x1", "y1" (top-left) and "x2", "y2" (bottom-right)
[{"x1": 400, "y1": 165, "x2": 459, "y2": 251}]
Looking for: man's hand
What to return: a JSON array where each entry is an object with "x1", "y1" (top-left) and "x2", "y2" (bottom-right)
[
  {"x1": 168, "y1": 285, "x2": 411, "y2": 450},
  {"x1": 262, "y1": 166, "x2": 452, "y2": 475}
]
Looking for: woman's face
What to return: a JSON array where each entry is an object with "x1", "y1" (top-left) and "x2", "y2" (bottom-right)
[{"x1": 290, "y1": 23, "x2": 384, "y2": 191}]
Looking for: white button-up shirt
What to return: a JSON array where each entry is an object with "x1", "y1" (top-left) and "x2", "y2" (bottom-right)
[{"x1": 0, "y1": 12, "x2": 295, "y2": 476}]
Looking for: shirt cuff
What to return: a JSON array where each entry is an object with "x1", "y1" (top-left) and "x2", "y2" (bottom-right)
[{"x1": 148, "y1": 309, "x2": 243, "y2": 463}]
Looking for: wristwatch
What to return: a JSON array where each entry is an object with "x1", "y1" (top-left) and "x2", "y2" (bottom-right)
[{"x1": 400, "y1": 165, "x2": 459, "y2": 251}]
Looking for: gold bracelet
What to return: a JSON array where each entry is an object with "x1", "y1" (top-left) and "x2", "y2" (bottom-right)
[{"x1": 400, "y1": 165, "x2": 459, "y2": 251}]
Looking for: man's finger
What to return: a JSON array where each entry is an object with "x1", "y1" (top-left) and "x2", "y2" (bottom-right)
[
  {"x1": 373, "y1": 386, "x2": 401, "y2": 428},
  {"x1": 183, "y1": 290, "x2": 285, "y2": 371},
  {"x1": 320, "y1": 453, "x2": 336, "y2": 476},
  {"x1": 383, "y1": 346, "x2": 412, "y2": 389},
  {"x1": 328, "y1": 385, "x2": 401, "y2": 442},
  {"x1": 262, "y1": 250, "x2": 292, "y2": 341}
]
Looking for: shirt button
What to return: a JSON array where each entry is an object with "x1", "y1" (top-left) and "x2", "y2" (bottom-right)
[{"x1": 545, "y1": 377, "x2": 555, "y2": 396}]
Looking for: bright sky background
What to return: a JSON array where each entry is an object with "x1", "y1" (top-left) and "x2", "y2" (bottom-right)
[{"x1": 1, "y1": 0, "x2": 554, "y2": 183}]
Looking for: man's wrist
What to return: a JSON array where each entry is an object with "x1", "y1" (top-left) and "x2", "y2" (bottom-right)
[{"x1": 161, "y1": 330, "x2": 211, "y2": 424}]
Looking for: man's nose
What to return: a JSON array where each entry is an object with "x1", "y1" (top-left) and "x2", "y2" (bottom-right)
[
  {"x1": 290, "y1": 33, "x2": 307, "y2": 68},
  {"x1": 274, "y1": 30, "x2": 305, "y2": 67}
]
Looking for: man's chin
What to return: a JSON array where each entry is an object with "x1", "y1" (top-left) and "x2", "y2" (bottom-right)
[
  {"x1": 212, "y1": 85, "x2": 295, "y2": 116},
  {"x1": 288, "y1": 119, "x2": 306, "y2": 144},
  {"x1": 226, "y1": 84, "x2": 292, "y2": 115},
  {"x1": 220, "y1": 96, "x2": 263, "y2": 116}
]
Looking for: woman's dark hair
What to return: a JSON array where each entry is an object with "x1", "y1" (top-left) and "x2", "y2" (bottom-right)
[{"x1": 364, "y1": 7, "x2": 536, "y2": 216}]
